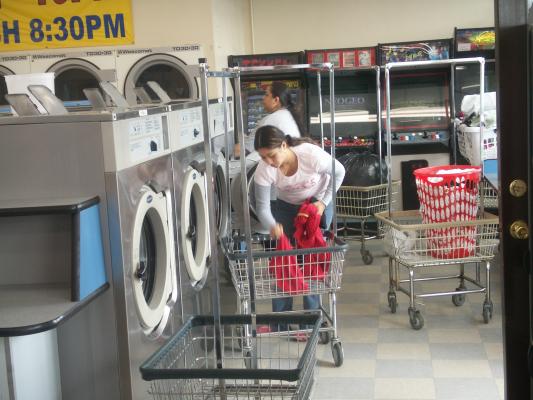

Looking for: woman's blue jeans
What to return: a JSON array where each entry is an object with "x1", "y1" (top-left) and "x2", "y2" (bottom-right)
[{"x1": 270, "y1": 199, "x2": 333, "y2": 330}]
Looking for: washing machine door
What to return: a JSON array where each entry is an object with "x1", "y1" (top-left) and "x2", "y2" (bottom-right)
[
  {"x1": 131, "y1": 186, "x2": 174, "y2": 336},
  {"x1": 181, "y1": 166, "x2": 210, "y2": 287},
  {"x1": 124, "y1": 54, "x2": 199, "y2": 104},
  {"x1": 213, "y1": 154, "x2": 229, "y2": 239}
]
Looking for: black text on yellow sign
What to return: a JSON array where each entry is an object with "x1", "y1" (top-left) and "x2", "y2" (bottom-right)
[{"x1": 0, "y1": 0, "x2": 134, "y2": 51}]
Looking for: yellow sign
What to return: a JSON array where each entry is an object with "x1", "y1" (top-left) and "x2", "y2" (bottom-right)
[{"x1": 0, "y1": 0, "x2": 134, "y2": 52}]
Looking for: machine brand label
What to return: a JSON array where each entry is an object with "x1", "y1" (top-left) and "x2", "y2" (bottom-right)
[
  {"x1": 146, "y1": 195, "x2": 153, "y2": 204},
  {"x1": 0, "y1": 0, "x2": 134, "y2": 52}
]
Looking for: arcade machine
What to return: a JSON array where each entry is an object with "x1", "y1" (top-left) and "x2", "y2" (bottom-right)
[
  {"x1": 379, "y1": 38, "x2": 453, "y2": 210},
  {"x1": 452, "y1": 27, "x2": 497, "y2": 210},
  {"x1": 452, "y1": 27, "x2": 496, "y2": 157},
  {"x1": 305, "y1": 47, "x2": 379, "y2": 156},
  {"x1": 227, "y1": 52, "x2": 306, "y2": 140}
]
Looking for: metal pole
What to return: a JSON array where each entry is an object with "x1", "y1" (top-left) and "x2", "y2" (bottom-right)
[
  {"x1": 451, "y1": 63, "x2": 458, "y2": 164},
  {"x1": 199, "y1": 61, "x2": 223, "y2": 370},
  {"x1": 222, "y1": 79, "x2": 232, "y2": 237},
  {"x1": 234, "y1": 68, "x2": 259, "y2": 370},
  {"x1": 317, "y1": 70, "x2": 325, "y2": 149},
  {"x1": 479, "y1": 58, "x2": 485, "y2": 216},
  {"x1": 375, "y1": 66, "x2": 383, "y2": 184},
  {"x1": 329, "y1": 65, "x2": 337, "y2": 235},
  {"x1": 385, "y1": 65, "x2": 393, "y2": 216}
]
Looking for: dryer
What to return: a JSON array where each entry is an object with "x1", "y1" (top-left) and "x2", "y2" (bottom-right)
[
  {"x1": 0, "y1": 53, "x2": 32, "y2": 108},
  {"x1": 103, "y1": 109, "x2": 179, "y2": 399},
  {"x1": 116, "y1": 45, "x2": 202, "y2": 106},
  {"x1": 29, "y1": 49, "x2": 117, "y2": 107}
]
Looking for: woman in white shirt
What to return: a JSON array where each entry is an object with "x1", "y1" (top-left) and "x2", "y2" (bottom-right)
[
  {"x1": 253, "y1": 125, "x2": 345, "y2": 331},
  {"x1": 236, "y1": 81, "x2": 305, "y2": 157}
]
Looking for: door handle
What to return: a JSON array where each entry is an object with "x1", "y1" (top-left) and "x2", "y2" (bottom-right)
[{"x1": 510, "y1": 220, "x2": 529, "y2": 240}]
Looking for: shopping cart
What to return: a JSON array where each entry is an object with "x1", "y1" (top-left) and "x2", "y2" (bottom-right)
[
  {"x1": 376, "y1": 210, "x2": 499, "y2": 330},
  {"x1": 222, "y1": 234, "x2": 348, "y2": 366},
  {"x1": 140, "y1": 314, "x2": 321, "y2": 399},
  {"x1": 335, "y1": 180, "x2": 400, "y2": 264}
]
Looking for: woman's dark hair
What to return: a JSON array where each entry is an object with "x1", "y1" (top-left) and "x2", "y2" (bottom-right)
[
  {"x1": 254, "y1": 125, "x2": 315, "y2": 151},
  {"x1": 270, "y1": 81, "x2": 307, "y2": 137}
]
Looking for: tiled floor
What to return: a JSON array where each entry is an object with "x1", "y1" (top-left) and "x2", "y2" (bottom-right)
[{"x1": 310, "y1": 238, "x2": 504, "y2": 400}]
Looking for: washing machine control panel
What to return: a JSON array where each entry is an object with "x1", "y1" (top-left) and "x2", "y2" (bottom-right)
[
  {"x1": 209, "y1": 99, "x2": 234, "y2": 138},
  {"x1": 170, "y1": 106, "x2": 204, "y2": 150},
  {"x1": 103, "y1": 112, "x2": 171, "y2": 172}
]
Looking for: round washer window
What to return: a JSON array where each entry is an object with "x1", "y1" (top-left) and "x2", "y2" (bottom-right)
[
  {"x1": 123, "y1": 53, "x2": 198, "y2": 104},
  {"x1": 181, "y1": 167, "x2": 209, "y2": 287},
  {"x1": 132, "y1": 188, "x2": 173, "y2": 335},
  {"x1": 55, "y1": 68, "x2": 99, "y2": 102},
  {"x1": 136, "y1": 64, "x2": 191, "y2": 101}
]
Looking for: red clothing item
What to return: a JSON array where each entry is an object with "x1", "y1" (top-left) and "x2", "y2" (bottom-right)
[
  {"x1": 293, "y1": 201, "x2": 331, "y2": 280},
  {"x1": 268, "y1": 234, "x2": 309, "y2": 295}
]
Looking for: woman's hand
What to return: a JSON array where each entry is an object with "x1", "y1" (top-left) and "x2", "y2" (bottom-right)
[
  {"x1": 313, "y1": 200, "x2": 326, "y2": 216},
  {"x1": 270, "y1": 223, "x2": 284, "y2": 239}
]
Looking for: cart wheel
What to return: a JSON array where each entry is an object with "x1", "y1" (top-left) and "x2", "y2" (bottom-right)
[
  {"x1": 482, "y1": 301, "x2": 494, "y2": 323},
  {"x1": 452, "y1": 289, "x2": 466, "y2": 307},
  {"x1": 331, "y1": 341, "x2": 344, "y2": 367},
  {"x1": 362, "y1": 251, "x2": 373, "y2": 265},
  {"x1": 408, "y1": 307, "x2": 424, "y2": 330},
  {"x1": 388, "y1": 292, "x2": 397, "y2": 314},
  {"x1": 319, "y1": 321, "x2": 330, "y2": 344}
]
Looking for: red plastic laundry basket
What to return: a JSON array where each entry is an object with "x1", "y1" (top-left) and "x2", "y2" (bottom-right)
[{"x1": 414, "y1": 165, "x2": 481, "y2": 259}]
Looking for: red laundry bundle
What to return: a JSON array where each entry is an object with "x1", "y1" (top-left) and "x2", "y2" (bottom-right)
[
  {"x1": 268, "y1": 234, "x2": 309, "y2": 295},
  {"x1": 293, "y1": 200, "x2": 331, "y2": 280}
]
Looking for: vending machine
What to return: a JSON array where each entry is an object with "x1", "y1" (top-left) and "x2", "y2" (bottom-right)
[
  {"x1": 378, "y1": 39, "x2": 453, "y2": 209},
  {"x1": 305, "y1": 47, "x2": 379, "y2": 156},
  {"x1": 227, "y1": 52, "x2": 306, "y2": 136}
]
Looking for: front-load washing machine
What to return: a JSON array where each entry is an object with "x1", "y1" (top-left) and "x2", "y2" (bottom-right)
[
  {"x1": 102, "y1": 109, "x2": 179, "y2": 399},
  {"x1": 0, "y1": 106, "x2": 180, "y2": 400},
  {"x1": 29, "y1": 49, "x2": 117, "y2": 107},
  {"x1": 168, "y1": 101, "x2": 214, "y2": 323},
  {"x1": 116, "y1": 45, "x2": 202, "y2": 106}
]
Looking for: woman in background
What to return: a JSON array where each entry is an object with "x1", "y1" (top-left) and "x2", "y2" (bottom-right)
[{"x1": 235, "y1": 81, "x2": 306, "y2": 158}]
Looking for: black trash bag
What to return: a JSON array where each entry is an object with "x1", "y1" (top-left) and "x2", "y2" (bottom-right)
[{"x1": 338, "y1": 151, "x2": 387, "y2": 186}]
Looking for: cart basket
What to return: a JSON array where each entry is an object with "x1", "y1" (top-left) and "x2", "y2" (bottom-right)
[
  {"x1": 140, "y1": 313, "x2": 320, "y2": 399},
  {"x1": 221, "y1": 234, "x2": 348, "y2": 300}
]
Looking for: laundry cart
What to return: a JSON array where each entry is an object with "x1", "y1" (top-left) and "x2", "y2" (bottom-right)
[
  {"x1": 336, "y1": 180, "x2": 400, "y2": 264},
  {"x1": 141, "y1": 61, "x2": 342, "y2": 398},
  {"x1": 376, "y1": 210, "x2": 499, "y2": 330},
  {"x1": 140, "y1": 313, "x2": 320, "y2": 399}
]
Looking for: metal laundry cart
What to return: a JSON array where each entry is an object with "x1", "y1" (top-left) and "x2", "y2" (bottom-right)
[
  {"x1": 141, "y1": 61, "x2": 344, "y2": 398},
  {"x1": 336, "y1": 180, "x2": 400, "y2": 264},
  {"x1": 140, "y1": 313, "x2": 321, "y2": 399},
  {"x1": 222, "y1": 62, "x2": 349, "y2": 367},
  {"x1": 378, "y1": 58, "x2": 500, "y2": 330},
  {"x1": 376, "y1": 210, "x2": 499, "y2": 329}
]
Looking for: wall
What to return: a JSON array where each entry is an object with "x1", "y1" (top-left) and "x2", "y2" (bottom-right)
[
  {"x1": 250, "y1": 0, "x2": 494, "y2": 52},
  {"x1": 131, "y1": 0, "x2": 252, "y2": 71}
]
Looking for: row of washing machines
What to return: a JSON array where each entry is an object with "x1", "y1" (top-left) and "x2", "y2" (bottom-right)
[
  {"x1": 0, "y1": 97, "x2": 235, "y2": 399},
  {"x1": 0, "y1": 45, "x2": 201, "y2": 107}
]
